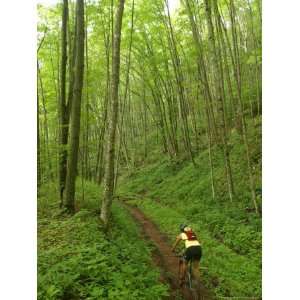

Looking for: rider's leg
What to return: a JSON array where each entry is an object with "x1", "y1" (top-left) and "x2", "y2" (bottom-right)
[
  {"x1": 192, "y1": 259, "x2": 200, "y2": 280},
  {"x1": 179, "y1": 258, "x2": 183, "y2": 279},
  {"x1": 180, "y1": 259, "x2": 187, "y2": 285},
  {"x1": 191, "y1": 246, "x2": 202, "y2": 281}
]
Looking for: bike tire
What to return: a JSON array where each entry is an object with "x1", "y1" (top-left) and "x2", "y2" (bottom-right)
[
  {"x1": 188, "y1": 260, "x2": 200, "y2": 300},
  {"x1": 187, "y1": 271, "x2": 192, "y2": 289}
]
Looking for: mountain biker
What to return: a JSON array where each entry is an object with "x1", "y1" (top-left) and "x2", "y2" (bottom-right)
[{"x1": 171, "y1": 224, "x2": 202, "y2": 286}]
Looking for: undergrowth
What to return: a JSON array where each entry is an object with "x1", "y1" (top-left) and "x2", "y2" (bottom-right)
[
  {"x1": 117, "y1": 117, "x2": 262, "y2": 299},
  {"x1": 128, "y1": 199, "x2": 261, "y2": 299},
  {"x1": 38, "y1": 181, "x2": 168, "y2": 300}
]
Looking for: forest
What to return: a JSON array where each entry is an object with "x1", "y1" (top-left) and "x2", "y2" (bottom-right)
[{"x1": 37, "y1": 0, "x2": 261, "y2": 299}]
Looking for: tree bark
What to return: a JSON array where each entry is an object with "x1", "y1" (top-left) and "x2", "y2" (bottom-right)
[
  {"x1": 59, "y1": 0, "x2": 69, "y2": 204},
  {"x1": 64, "y1": 0, "x2": 85, "y2": 213},
  {"x1": 114, "y1": 0, "x2": 135, "y2": 189},
  {"x1": 37, "y1": 73, "x2": 41, "y2": 188},
  {"x1": 100, "y1": 0, "x2": 125, "y2": 228},
  {"x1": 83, "y1": 4, "x2": 91, "y2": 180}
]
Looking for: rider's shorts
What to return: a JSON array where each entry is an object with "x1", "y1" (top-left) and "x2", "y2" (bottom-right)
[{"x1": 184, "y1": 245, "x2": 202, "y2": 261}]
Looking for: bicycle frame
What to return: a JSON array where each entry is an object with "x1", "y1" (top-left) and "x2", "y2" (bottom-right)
[
  {"x1": 172, "y1": 254, "x2": 201, "y2": 300},
  {"x1": 177, "y1": 255, "x2": 194, "y2": 289}
]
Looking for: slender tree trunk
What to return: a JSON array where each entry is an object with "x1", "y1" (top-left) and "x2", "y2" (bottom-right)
[
  {"x1": 64, "y1": 0, "x2": 85, "y2": 213},
  {"x1": 37, "y1": 30, "x2": 48, "y2": 188},
  {"x1": 246, "y1": 0, "x2": 261, "y2": 116},
  {"x1": 100, "y1": 0, "x2": 125, "y2": 228},
  {"x1": 184, "y1": 0, "x2": 218, "y2": 199},
  {"x1": 59, "y1": 0, "x2": 77, "y2": 202},
  {"x1": 142, "y1": 78, "x2": 148, "y2": 161},
  {"x1": 218, "y1": 6, "x2": 243, "y2": 132},
  {"x1": 142, "y1": 33, "x2": 173, "y2": 158},
  {"x1": 97, "y1": 5, "x2": 111, "y2": 184},
  {"x1": 183, "y1": 0, "x2": 218, "y2": 141},
  {"x1": 164, "y1": 0, "x2": 196, "y2": 166},
  {"x1": 83, "y1": 4, "x2": 90, "y2": 180},
  {"x1": 38, "y1": 62, "x2": 53, "y2": 181},
  {"x1": 206, "y1": 120, "x2": 216, "y2": 201},
  {"x1": 228, "y1": 0, "x2": 259, "y2": 213},
  {"x1": 204, "y1": 0, "x2": 234, "y2": 201},
  {"x1": 59, "y1": 0, "x2": 69, "y2": 205},
  {"x1": 49, "y1": 42, "x2": 61, "y2": 183},
  {"x1": 114, "y1": 0, "x2": 135, "y2": 189},
  {"x1": 37, "y1": 76, "x2": 41, "y2": 188}
]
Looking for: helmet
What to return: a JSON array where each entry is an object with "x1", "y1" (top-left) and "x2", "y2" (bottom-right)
[{"x1": 179, "y1": 224, "x2": 187, "y2": 232}]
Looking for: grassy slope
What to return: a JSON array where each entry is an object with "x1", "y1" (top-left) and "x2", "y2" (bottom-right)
[
  {"x1": 38, "y1": 182, "x2": 168, "y2": 300},
  {"x1": 118, "y1": 117, "x2": 262, "y2": 298}
]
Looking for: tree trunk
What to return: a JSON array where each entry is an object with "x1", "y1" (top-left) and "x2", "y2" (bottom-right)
[
  {"x1": 83, "y1": 4, "x2": 90, "y2": 180},
  {"x1": 100, "y1": 0, "x2": 125, "y2": 228},
  {"x1": 183, "y1": 0, "x2": 218, "y2": 141},
  {"x1": 64, "y1": 0, "x2": 85, "y2": 213},
  {"x1": 37, "y1": 74, "x2": 41, "y2": 188},
  {"x1": 114, "y1": 0, "x2": 135, "y2": 189},
  {"x1": 204, "y1": 0, "x2": 234, "y2": 202},
  {"x1": 228, "y1": 0, "x2": 259, "y2": 213},
  {"x1": 164, "y1": 0, "x2": 196, "y2": 166},
  {"x1": 38, "y1": 62, "x2": 53, "y2": 181},
  {"x1": 59, "y1": 0, "x2": 77, "y2": 203},
  {"x1": 59, "y1": 0, "x2": 69, "y2": 204}
]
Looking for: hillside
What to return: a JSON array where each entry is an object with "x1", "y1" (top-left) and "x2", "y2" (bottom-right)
[{"x1": 117, "y1": 116, "x2": 262, "y2": 298}]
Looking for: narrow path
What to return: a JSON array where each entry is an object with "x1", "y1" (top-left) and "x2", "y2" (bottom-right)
[{"x1": 122, "y1": 201, "x2": 214, "y2": 300}]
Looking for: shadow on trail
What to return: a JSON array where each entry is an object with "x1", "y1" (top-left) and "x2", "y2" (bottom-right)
[{"x1": 121, "y1": 200, "x2": 214, "y2": 300}]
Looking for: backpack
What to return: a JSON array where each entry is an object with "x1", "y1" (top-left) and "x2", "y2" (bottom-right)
[{"x1": 184, "y1": 229, "x2": 197, "y2": 241}]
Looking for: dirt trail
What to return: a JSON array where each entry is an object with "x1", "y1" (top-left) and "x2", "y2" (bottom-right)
[{"x1": 123, "y1": 202, "x2": 214, "y2": 300}]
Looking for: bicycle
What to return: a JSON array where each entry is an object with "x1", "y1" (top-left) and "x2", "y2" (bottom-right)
[
  {"x1": 179, "y1": 256, "x2": 197, "y2": 286},
  {"x1": 169, "y1": 253, "x2": 200, "y2": 299}
]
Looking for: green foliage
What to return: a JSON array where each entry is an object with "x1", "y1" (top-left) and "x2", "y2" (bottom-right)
[
  {"x1": 37, "y1": 0, "x2": 261, "y2": 297},
  {"x1": 38, "y1": 183, "x2": 168, "y2": 300},
  {"x1": 118, "y1": 117, "x2": 262, "y2": 298},
  {"x1": 128, "y1": 199, "x2": 261, "y2": 298}
]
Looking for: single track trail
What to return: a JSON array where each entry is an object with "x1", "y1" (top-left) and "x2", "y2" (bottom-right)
[{"x1": 122, "y1": 201, "x2": 214, "y2": 300}]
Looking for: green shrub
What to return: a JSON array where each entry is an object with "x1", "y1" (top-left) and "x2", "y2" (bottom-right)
[
  {"x1": 118, "y1": 117, "x2": 261, "y2": 298},
  {"x1": 38, "y1": 183, "x2": 168, "y2": 300}
]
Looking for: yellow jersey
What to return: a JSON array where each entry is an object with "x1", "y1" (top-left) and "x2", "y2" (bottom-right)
[{"x1": 180, "y1": 232, "x2": 201, "y2": 249}]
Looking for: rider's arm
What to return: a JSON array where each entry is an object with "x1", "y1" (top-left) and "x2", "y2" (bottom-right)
[{"x1": 171, "y1": 234, "x2": 182, "y2": 252}]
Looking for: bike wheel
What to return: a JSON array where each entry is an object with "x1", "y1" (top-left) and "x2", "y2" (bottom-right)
[
  {"x1": 188, "y1": 262, "x2": 193, "y2": 289},
  {"x1": 188, "y1": 261, "x2": 199, "y2": 300},
  {"x1": 178, "y1": 257, "x2": 184, "y2": 286},
  {"x1": 187, "y1": 271, "x2": 192, "y2": 289}
]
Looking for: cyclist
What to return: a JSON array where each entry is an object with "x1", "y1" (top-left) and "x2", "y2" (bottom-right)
[{"x1": 172, "y1": 224, "x2": 202, "y2": 286}]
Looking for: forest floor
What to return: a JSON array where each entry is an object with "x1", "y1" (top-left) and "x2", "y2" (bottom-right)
[{"x1": 122, "y1": 200, "x2": 214, "y2": 300}]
